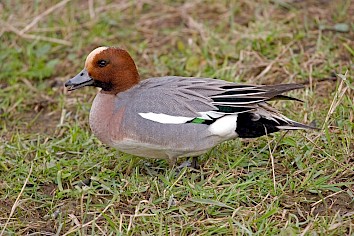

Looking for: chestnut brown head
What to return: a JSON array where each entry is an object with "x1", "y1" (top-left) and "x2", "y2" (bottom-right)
[{"x1": 65, "y1": 47, "x2": 140, "y2": 94}]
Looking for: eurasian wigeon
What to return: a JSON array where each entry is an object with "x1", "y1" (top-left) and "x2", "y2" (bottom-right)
[{"x1": 65, "y1": 46, "x2": 314, "y2": 167}]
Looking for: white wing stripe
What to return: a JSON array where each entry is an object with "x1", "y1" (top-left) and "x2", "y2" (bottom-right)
[
  {"x1": 138, "y1": 112, "x2": 194, "y2": 124},
  {"x1": 138, "y1": 111, "x2": 225, "y2": 124}
]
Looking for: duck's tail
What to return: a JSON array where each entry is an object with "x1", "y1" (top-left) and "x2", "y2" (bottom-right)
[{"x1": 235, "y1": 103, "x2": 317, "y2": 138}]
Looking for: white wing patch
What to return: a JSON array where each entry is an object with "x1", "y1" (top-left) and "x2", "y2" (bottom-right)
[
  {"x1": 138, "y1": 112, "x2": 194, "y2": 124},
  {"x1": 138, "y1": 111, "x2": 225, "y2": 124},
  {"x1": 139, "y1": 112, "x2": 238, "y2": 138}
]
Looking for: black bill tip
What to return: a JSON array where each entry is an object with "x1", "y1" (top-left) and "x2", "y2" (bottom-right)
[{"x1": 64, "y1": 68, "x2": 94, "y2": 91}]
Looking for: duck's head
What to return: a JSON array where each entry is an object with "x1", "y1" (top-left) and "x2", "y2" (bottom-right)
[{"x1": 65, "y1": 47, "x2": 140, "y2": 94}]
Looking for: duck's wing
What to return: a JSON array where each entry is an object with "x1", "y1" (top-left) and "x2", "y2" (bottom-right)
[
  {"x1": 124, "y1": 77, "x2": 314, "y2": 135},
  {"x1": 208, "y1": 83, "x2": 304, "y2": 114}
]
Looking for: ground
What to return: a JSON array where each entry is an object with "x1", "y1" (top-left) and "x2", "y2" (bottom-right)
[{"x1": 0, "y1": 0, "x2": 353, "y2": 235}]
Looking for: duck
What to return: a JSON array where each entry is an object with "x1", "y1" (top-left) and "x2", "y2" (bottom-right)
[{"x1": 65, "y1": 46, "x2": 314, "y2": 167}]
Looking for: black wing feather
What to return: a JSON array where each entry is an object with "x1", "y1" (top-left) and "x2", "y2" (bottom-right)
[{"x1": 211, "y1": 83, "x2": 304, "y2": 113}]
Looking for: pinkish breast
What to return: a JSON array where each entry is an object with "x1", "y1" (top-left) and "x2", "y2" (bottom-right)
[{"x1": 89, "y1": 92, "x2": 125, "y2": 146}]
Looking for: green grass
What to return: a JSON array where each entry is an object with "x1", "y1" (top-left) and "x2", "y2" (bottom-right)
[{"x1": 0, "y1": 0, "x2": 353, "y2": 235}]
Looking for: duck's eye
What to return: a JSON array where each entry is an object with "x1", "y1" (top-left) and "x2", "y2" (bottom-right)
[{"x1": 97, "y1": 60, "x2": 108, "y2": 67}]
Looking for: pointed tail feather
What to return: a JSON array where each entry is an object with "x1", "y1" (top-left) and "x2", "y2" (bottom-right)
[
  {"x1": 276, "y1": 120, "x2": 318, "y2": 130},
  {"x1": 269, "y1": 95, "x2": 304, "y2": 102}
]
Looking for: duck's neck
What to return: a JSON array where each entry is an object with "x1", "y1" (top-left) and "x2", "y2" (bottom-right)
[
  {"x1": 89, "y1": 93, "x2": 125, "y2": 145},
  {"x1": 101, "y1": 67, "x2": 140, "y2": 95}
]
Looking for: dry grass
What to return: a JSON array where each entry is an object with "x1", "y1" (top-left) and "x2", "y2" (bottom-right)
[{"x1": 0, "y1": 0, "x2": 353, "y2": 235}]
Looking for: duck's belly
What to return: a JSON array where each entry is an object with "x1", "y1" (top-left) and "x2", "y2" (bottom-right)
[{"x1": 111, "y1": 139, "x2": 209, "y2": 160}]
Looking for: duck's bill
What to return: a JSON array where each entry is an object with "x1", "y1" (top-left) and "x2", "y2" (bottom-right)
[{"x1": 65, "y1": 68, "x2": 94, "y2": 91}]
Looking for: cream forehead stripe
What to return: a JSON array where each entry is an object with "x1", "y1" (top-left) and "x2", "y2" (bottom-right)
[{"x1": 85, "y1": 46, "x2": 109, "y2": 67}]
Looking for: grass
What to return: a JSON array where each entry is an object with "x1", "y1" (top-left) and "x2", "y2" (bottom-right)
[{"x1": 0, "y1": 0, "x2": 353, "y2": 235}]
